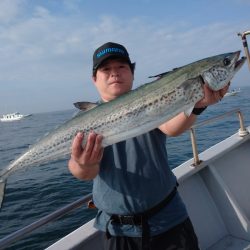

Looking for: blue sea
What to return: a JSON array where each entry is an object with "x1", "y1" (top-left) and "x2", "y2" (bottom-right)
[{"x1": 0, "y1": 87, "x2": 250, "y2": 250}]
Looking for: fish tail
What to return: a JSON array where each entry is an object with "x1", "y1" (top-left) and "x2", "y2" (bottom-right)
[{"x1": 0, "y1": 179, "x2": 7, "y2": 209}]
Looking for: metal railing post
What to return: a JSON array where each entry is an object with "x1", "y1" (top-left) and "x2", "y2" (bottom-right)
[
  {"x1": 190, "y1": 128, "x2": 201, "y2": 166},
  {"x1": 238, "y1": 110, "x2": 249, "y2": 136}
]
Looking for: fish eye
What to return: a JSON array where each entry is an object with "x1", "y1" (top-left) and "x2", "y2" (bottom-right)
[{"x1": 223, "y1": 57, "x2": 231, "y2": 66}]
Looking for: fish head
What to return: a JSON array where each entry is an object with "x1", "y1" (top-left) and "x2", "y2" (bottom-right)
[{"x1": 201, "y1": 51, "x2": 246, "y2": 91}]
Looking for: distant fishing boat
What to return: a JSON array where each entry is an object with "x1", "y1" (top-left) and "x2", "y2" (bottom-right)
[
  {"x1": 0, "y1": 112, "x2": 32, "y2": 122},
  {"x1": 225, "y1": 88, "x2": 241, "y2": 97}
]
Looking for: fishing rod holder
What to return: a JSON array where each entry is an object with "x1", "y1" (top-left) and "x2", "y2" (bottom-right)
[
  {"x1": 238, "y1": 30, "x2": 250, "y2": 71},
  {"x1": 190, "y1": 109, "x2": 249, "y2": 166}
]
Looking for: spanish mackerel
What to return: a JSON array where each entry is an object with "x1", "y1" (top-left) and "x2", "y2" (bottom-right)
[{"x1": 0, "y1": 51, "x2": 246, "y2": 208}]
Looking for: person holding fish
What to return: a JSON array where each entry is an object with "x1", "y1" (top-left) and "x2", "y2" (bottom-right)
[{"x1": 68, "y1": 42, "x2": 230, "y2": 250}]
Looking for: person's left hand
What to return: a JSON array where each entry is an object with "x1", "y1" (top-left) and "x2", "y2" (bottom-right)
[{"x1": 195, "y1": 82, "x2": 230, "y2": 108}]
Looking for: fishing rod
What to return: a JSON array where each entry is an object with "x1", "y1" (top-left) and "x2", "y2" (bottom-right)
[{"x1": 238, "y1": 30, "x2": 250, "y2": 70}]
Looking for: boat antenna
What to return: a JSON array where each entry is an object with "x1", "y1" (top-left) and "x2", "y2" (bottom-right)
[{"x1": 238, "y1": 30, "x2": 250, "y2": 71}]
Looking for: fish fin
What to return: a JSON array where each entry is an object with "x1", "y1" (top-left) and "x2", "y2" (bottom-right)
[
  {"x1": 73, "y1": 102, "x2": 98, "y2": 111},
  {"x1": 148, "y1": 67, "x2": 182, "y2": 79},
  {"x1": 148, "y1": 70, "x2": 172, "y2": 79},
  {"x1": 0, "y1": 179, "x2": 6, "y2": 209},
  {"x1": 184, "y1": 106, "x2": 194, "y2": 117}
]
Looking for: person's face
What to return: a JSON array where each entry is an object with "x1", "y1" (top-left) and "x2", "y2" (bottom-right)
[{"x1": 92, "y1": 58, "x2": 134, "y2": 101}]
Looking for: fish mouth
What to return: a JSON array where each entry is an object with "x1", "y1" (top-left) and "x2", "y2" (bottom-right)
[
  {"x1": 231, "y1": 51, "x2": 246, "y2": 71},
  {"x1": 234, "y1": 56, "x2": 246, "y2": 71}
]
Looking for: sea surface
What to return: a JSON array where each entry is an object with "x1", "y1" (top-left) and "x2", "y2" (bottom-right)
[{"x1": 0, "y1": 87, "x2": 250, "y2": 250}]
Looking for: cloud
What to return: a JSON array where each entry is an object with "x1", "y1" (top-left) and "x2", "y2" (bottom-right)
[
  {"x1": 0, "y1": 0, "x2": 24, "y2": 23},
  {"x1": 0, "y1": 1, "x2": 249, "y2": 113}
]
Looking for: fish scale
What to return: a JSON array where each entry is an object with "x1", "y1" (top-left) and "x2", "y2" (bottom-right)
[{"x1": 0, "y1": 51, "x2": 246, "y2": 208}]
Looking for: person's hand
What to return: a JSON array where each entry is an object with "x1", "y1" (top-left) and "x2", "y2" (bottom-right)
[
  {"x1": 69, "y1": 132, "x2": 104, "y2": 170},
  {"x1": 195, "y1": 82, "x2": 230, "y2": 108}
]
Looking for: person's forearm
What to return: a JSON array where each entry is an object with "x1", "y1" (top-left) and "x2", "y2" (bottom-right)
[{"x1": 159, "y1": 112, "x2": 197, "y2": 136}]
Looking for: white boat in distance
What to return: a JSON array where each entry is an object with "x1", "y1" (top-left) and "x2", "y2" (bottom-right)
[
  {"x1": 225, "y1": 88, "x2": 241, "y2": 97},
  {"x1": 0, "y1": 112, "x2": 31, "y2": 122}
]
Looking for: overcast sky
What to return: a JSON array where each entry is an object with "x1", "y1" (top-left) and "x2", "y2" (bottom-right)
[{"x1": 0, "y1": 0, "x2": 250, "y2": 114}]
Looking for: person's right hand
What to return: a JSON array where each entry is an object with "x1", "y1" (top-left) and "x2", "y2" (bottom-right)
[{"x1": 68, "y1": 132, "x2": 104, "y2": 180}]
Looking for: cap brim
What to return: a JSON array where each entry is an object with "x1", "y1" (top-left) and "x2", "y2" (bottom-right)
[{"x1": 95, "y1": 55, "x2": 131, "y2": 70}]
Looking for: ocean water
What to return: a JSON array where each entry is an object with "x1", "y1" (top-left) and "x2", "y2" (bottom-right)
[{"x1": 0, "y1": 87, "x2": 250, "y2": 250}]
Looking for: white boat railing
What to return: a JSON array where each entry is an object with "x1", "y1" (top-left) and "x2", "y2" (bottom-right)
[{"x1": 190, "y1": 108, "x2": 249, "y2": 166}]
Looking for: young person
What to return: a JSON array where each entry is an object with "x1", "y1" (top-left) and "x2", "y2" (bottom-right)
[{"x1": 68, "y1": 42, "x2": 229, "y2": 250}]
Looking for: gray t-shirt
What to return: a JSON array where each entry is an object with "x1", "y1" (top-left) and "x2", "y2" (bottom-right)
[{"x1": 93, "y1": 128, "x2": 188, "y2": 237}]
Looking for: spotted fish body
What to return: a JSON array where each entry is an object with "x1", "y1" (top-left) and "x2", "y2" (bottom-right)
[{"x1": 0, "y1": 51, "x2": 246, "y2": 208}]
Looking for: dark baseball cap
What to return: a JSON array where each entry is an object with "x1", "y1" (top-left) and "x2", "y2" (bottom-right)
[{"x1": 92, "y1": 42, "x2": 134, "y2": 75}]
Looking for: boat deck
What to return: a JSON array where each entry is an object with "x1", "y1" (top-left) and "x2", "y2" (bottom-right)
[{"x1": 176, "y1": 133, "x2": 250, "y2": 250}]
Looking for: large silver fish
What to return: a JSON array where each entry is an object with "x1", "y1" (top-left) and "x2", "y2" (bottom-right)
[{"x1": 0, "y1": 51, "x2": 246, "y2": 208}]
